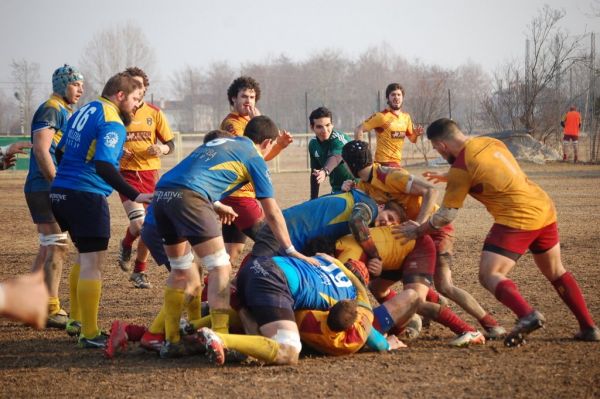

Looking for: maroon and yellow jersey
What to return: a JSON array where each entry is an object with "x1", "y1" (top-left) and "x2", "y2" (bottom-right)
[
  {"x1": 220, "y1": 112, "x2": 255, "y2": 198},
  {"x1": 296, "y1": 261, "x2": 373, "y2": 356},
  {"x1": 443, "y1": 137, "x2": 556, "y2": 230},
  {"x1": 362, "y1": 109, "x2": 416, "y2": 163},
  {"x1": 357, "y1": 163, "x2": 428, "y2": 221},
  {"x1": 336, "y1": 226, "x2": 416, "y2": 271},
  {"x1": 120, "y1": 102, "x2": 174, "y2": 171}
]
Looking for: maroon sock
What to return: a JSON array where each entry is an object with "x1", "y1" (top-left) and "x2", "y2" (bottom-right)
[
  {"x1": 478, "y1": 313, "x2": 499, "y2": 329},
  {"x1": 494, "y1": 279, "x2": 533, "y2": 319},
  {"x1": 133, "y1": 260, "x2": 148, "y2": 273},
  {"x1": 375, "y1": 289, "x2": 397, "y2": 304},
  {"x1": 435, "y1": 306, "x2": 476, "y2": 335},
  {"x1": 552, "y1": 271, "x2": 595, "y2": 330},
  {"x1": 122, "y1": 227, "x2": 137, "y2": 248},
  {"x1": 125, "y1": 324, "x2": 147, "y2": 342},
  {"x1": 426, "y1": 287, "x2": 441, "y2": 303}
]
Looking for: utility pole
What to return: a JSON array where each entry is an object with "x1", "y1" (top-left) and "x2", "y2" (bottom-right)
[
  {"x1": 448, "y1": 89, "x2": 452, "y2": 119},
  {"x1": 589, "y1": 32, "x2": 597, "y2": 160},
  {"x1": 14, "y1": 92, "x2": 24, "y2": 135}
]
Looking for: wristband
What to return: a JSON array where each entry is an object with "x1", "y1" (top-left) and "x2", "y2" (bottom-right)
[
  {"x1": 323, "y1": 168, "x2": 330, "y2": 176},
  {"x1": 284, "y1": 245, "x2": 296, "y2": 255}
]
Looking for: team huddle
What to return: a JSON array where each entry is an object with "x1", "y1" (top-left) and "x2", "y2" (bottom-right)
[{"x1": 1, "y1": 64, "x2": 598, "y2": 366}]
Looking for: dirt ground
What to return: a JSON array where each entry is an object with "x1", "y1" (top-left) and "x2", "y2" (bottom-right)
[{"x1": 1, "y1": 161, "x2": 599, "y2": 399}]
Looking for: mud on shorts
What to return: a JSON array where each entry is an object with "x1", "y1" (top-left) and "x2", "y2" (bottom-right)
[
  {"x1": 50, "y1": 188, "x2": 110, "y2": 253},
  {"x1": 25, "y1": 191, "x2": 56, "y2": 224},
  {"x1": 235, "y1": 256, "x2": 295, "y2": 326},
  {"x1": 118, "y1": 169, "x2": 158, "y2": 203},
  {"x1": 379, "y1": 235, "x2": 437, "y2": 286},
  {"x1": 152, "y1": 188, "x2": 221, "y2": 246},
  {"x1": 483, "y1": 222, "x2": 559, "y2": 261}
]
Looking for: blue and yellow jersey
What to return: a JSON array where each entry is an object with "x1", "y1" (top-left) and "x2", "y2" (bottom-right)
[
  {"x1": 52, "y1": 97, "x2": 127, "y2": 196},
  {"x1": 283, "y1": 190, "x2": 378, "y2": 251},
  {"x1": 24, "y1": 94, "x2": 73, "y2": 193},
  {"x1": 274, "y1": 256, "x2": 357, "y2": 310},
  {"x1": 156, "y1": 136, "x2": 273, "y2": 202},
  {"x1": 336, "y1": 225, "x2": 416, "y2": 271},
  {"x1": 220, "y1": 112, "x2": 255, "y2": 199}
]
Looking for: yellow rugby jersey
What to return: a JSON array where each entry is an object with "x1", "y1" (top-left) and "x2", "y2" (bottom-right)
[
  {"x1": 357, "y1": 163, "x2": 427, "y2": 221},
  {"x1": 220, "y1": 112, "x2": 255, "y2": 198},
  {"x1": 442, "y1": 137, "x2": 556, "y2": 230},
  {"x1": 362, "y1": 109, "x2": 416, "y2": 163},
  {"x1": 120, "y1": 102, "x2": 174, "y2": 171},
  {"x1": 296, "y1": 261, "x2": 373, "y2": 356},
  {"x1": 336, "y1": 226, "x2": 416, "y2": 271}
]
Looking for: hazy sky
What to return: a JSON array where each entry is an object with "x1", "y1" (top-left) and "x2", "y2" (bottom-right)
[{"x1": 0, "y1": 0, "x2": 597, "y2": 95}]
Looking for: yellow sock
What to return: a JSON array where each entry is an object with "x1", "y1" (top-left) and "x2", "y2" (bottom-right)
[
  {"x1": 78, "y1": 279, "x2": 102, "y2": 339},
  {"x1": 190, "y1": 315, "x2": 212, "y2": 330},
  {"x1": 185, "y1": 295, "x2": 202, "y2": 320},
  {"x1": 69, "y1": 263, "x2": 81, "y2": 321},
  {"x1": 149, "y1": 305, "x2": 166, "y2": 334},
  {"x1": 218, "y1": 333, "x2": 278, "y2": 363},
  {"x1": 164, "y1": 287, "x2": 185, "y2": 343},
  {"x1": 210, "y1": 308, "x2": 230, "y2": 333},
  {"x1": 48, "y1": 296, "x2": 61, "y2": 315}
]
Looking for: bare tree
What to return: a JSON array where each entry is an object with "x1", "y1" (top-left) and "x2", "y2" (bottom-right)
[
  {"x1": 0, "y1": 90, "x2": 19, "y2": 134},
  {"x1": 169, "y1": 65, "x2": 205, "y2": 131},
  {"x1": 11, "y1": 59, "x2": 40, "y2": 135},
  {"x1": 79, "y1": 22, "x2": 156, "y2": 99}
]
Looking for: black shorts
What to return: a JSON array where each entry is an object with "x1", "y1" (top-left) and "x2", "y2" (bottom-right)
[
  {"x1": 25, "y1": 191, "x2": 56, "y2": 224},
  {"x1": 236, "y1": 256, "x2": 295, "y2": 324},
  {"x1": 141, "y1": 222, "x2": 170, "y2": 270},
  {"x1": 50, "y1": 188, "x2": 110, "y2": 252},
  {"x1": 152, "y1": 189, "x2": 222, "y2": 246},
  {"x1": 251, "y1": 224, "x2": 285, "y2": 257},
  {"x1": 222, "y1": 223, "x2": 247, "y2": 245}
]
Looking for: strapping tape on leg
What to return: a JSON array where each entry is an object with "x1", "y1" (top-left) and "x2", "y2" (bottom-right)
[
  {"x1": 127, "y1": 208, "x2": 146, "y2": 222},
  {"x1": 201, "y1": 248, "x2": 230, "y2": 271},
  {"x1": 271, "y1": 329, "x2": 302, "y2": 353},
  {"x1": 39, "y1": 233, "x2": 68, "y2": 247},
  {"x1": 168, "y1": 252, "x2": 194, "y2": 270}
]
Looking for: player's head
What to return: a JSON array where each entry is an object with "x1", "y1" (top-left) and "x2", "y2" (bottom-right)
[
  {"x1": 426, "y1": 118, "x2": 463, "y2": 164},
  {"x1": 244, "y1": 115, "x2": 279, "y2": 154},
  {"x1": 385, "y1": 83, "x2": 405, "y2": 111},
  {"x1": 569, "y1": 105, "x2": 577, "y2": 111},
  {"x1": 342, "y1": 140, "x2": 372, "y2": 177},
  {"x1": 52, "y1": 64, "x2": 84, "y2": 105},
  {"x1": 302, "y1": 236, "x2": 336, "y2": 257},
  {"x1": 327, "y1": 299, "x2": 358, "y2": 332},
  {"x1": 203, "y1": 129, "x2": 234, "y2": 144},
  {"x1": 309, "y1": 107, "x2": 334, "y2": 142},
  {"x1": 124, "y1": 66, "x2": 149, "y2": 101},
  {"x1": 375, "y1": 201, "x2": 407, "y2": 226},
  {"x1": 101, "y1": 72, "x2": 144, "y2": 126},
  {"x1": 227, "y1": 76, "x2": 261, "y2": 115}
]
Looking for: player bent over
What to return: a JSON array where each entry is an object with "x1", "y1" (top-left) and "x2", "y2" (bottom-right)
[{"x1": 151, "y1": 116, "x2": 317, "y2": 358}]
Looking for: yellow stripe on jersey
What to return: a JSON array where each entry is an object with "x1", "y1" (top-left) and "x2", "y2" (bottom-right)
[
  {"x1": 220, "y1": 112, "x2": 256, "y2": 198},
  {"x1": 99, "y1": 98, "x2": 123, "y2": 124}
]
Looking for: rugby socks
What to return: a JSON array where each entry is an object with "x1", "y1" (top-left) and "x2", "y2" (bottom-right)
[
  {"x1": 426, "y1": 288, "x2": 441, "y2": 303},
  {"x1": 217, "y1": 333, "x2": 278, "y2": 363},
  {"x1": 164, "y1": 287, "x2": 185, "y2": 344},
  {"x1": 185, "y1": 294, "x2": 202, "y2": 320},
  {"x1": 494, "y1": 279, "x2": 534, "y2": 318},
  {"x1": 133, "y1": 260, "x2": 147, "y2": 274},
  {"x1": 48, "y1": 296, "x2": 61, "y2": 315},
  {"x1": 551, "y1": 271, "x2": 595, "y2": 330},
  {"x1": 124, "y1": 324, "x2": 147, "y2": 342},
  {"x1": 435, "y1": 306, "x2": 476, "y2": 335},
  {"x1": 478, "y1": 313, "x2": 500, "y2": 329},
  {"x1": 148, "y1": 304, "x2": 166, "y2": 334},
  {"x1": 78, "y1": 279, "x2": 102, "y2": 339},
  {"x1": 372, "y1": 305, "x2": 395, "y2": 333},
  {"x1": 122, "y1": 227, "x2": 137, "y2": 248},
  {"x1": 190, "y1": 315, "x2": 212, "y2": 330},
  {"x1": 375, "y1": 289, "x2": 397, "y2": 304},
  {"x1": 69, "y1": 263, "x2": 81, "y2": 321},
  {"x1": 210, "y1": 308, "x2": 230, "y2": 334}
]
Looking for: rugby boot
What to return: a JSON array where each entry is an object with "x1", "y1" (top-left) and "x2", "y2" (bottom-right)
[
  {"x1": 504, "y1": 310, "x2": 546, "y2": 347},
  {"x1": 574, "y1": 326, "x2": 600, "y2": 342}
]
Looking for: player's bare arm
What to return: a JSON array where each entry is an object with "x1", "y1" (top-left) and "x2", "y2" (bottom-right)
[{"x1": 32, "y1": 128, "x2": 58, "y2": 182}]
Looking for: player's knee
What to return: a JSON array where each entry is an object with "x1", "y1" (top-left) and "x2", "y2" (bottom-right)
[
  {"x1": 201, "y1": 248, "x2": 230, "y2": 272},
  {"x1": 127, "y1": 209, "x2": 145, "y2": 233},
  {"x1": 38, "y1": 233, "x2": 68, "y2": 248},
  {"x1": 168, "y1": 252, "x2": 195, "y2": 271},
  {"x1": 271, "y1": 329, "x2": 301, "y2": 365}
]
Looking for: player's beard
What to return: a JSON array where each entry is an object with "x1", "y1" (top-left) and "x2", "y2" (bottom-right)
[
  {"x1": 120, "y1": 111, "x2": 133, "y2": 126},
  {"x1": 387, "y1": 101, "x2": 402, "y2": 111},
  {"x1": 446, "y1": 154, "x2": 456, "y2": 164}
]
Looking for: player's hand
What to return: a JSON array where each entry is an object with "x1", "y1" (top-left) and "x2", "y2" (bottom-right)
[
  {"x1": 6, "y1": 141, "x2": 32, "y2": 156},
  {"x1": 312, "y1": 169, "x2": 327, "y2": 184},
  {"x1": 413, "y1": 124, "x2": 424, "y2": 137},
  {"x1": 341, "y1": 179, "x2": 355, "y2": 192},
  {"x1": 386, "y1": 335, "x2": 407, "y2": 350},
  {"x1": 147, "y1": 144, "x2": 165, "y2": 156},
  {"x1": 391, "y1": 220, "x2": 420, "y2": 244},
  {"x1": 293, "y1": 251, "x2": 320, "y2": 266},
  {"x1": 2, "y1": 154, "x2": 17, "y2": 170},
  {"x1": 422, "y1": 171, "x2": 448, "y2": 184},
  {"x1": 367, "y1": 257, "x2": 382, "y2": 277},
  {"x1": 276, "y1": 130, "x2": 293, "y2": 148},
  {"x1": 135, "y1": 193, "x2": 153, "y2": 204},
  {"x1": 1, "y1": 270, "x2": 49, "y2": 329},
  {"x1": 213, "y1": 201, "x2": 238, "y2": 225},
  {"x1": 121, "y1": 148, "x2": 134, "y2": 161},
  {"x1": 246, "y1": 105, "x2": 261, "y2": 119}
]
